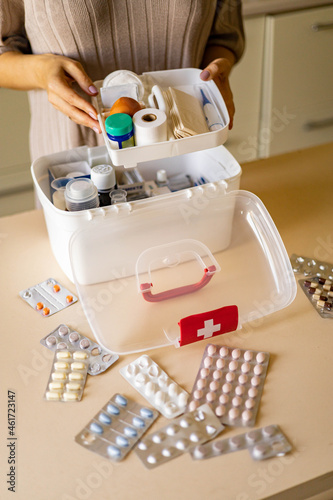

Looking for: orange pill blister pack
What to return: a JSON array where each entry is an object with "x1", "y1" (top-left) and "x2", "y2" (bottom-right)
[{"x1": 19, "y1": 278, "x2": 78, "y2": 317}]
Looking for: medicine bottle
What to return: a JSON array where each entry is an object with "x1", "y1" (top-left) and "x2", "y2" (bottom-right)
[
  {"x1": 91, "y1": 165, "x2": 116, "y2": 206},
  {"x1": 105, "y1": 113, "x2": 134, "y2": 150}
]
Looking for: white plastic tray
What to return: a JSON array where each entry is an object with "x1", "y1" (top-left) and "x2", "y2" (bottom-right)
[{"x1": 92, "y1": 68, "x2": 229, "y2": 168}]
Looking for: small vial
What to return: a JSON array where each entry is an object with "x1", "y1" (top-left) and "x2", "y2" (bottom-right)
[
  {"x1": 91, "y1": 164, "x2": 116, "y2": 207},
  {"x1": 156, "y1": 169, "x2": 168, "y2": 187},
  {"x1": 110, "y1": 189, "x2": 127, "y2": 205},
  {"x1": 65, "y1": 178, "x2": 99, "y2": 212}
]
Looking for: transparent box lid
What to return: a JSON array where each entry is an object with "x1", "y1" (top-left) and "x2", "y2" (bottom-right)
[{"x1": 69, "y1": 188, "x2": 296, "y2": 354}]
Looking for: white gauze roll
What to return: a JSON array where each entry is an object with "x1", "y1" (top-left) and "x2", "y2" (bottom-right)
[{"x1": 133, "y1": 108, "x2": 167, "y2": 146}]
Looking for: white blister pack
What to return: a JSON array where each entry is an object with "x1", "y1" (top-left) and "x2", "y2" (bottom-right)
[
  {"x1": 75, "y1": 394, "x2": 159, "y2": 462},
  {"x1": 191, "y1": 425, "x2": 292, "y2": 461},
  {"x1": 120, "y1": 354, "x2": 189, "y2": 418},
  {"x1": 40, "y1": 324, "x2": 119, "y2": 375},
  {"x1": 291, "y1": 254, "x2": 333, "y2": 280},
  {"x1": 44, "y1": 349, "x2": 89, "y2": 402},
  {"x1": 187, "y1": 344, "x2": 270, "y2": 427},
  {"x1": 135, "y1": 404, "x2": 224, "y2": 469},
  {"x1": 19, "y1": 278, "x2": 77, "y2": 317}
]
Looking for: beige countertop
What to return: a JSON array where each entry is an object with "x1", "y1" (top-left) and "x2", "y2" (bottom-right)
[
  {"x1": 243, "y1": 0, "x2": 333, "y2": 17},
  {"x1": 0, "y1": 143, "x2": 333, "y2": 500}
]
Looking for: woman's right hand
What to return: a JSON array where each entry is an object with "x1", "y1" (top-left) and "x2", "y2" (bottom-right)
[{"x1": 34, "y1": 54, "x2": 101, "y2": 133}]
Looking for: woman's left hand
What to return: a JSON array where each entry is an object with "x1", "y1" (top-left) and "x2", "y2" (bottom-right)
[{"x1": 200, "y1": 57, "x2": 235, "y2": 130}]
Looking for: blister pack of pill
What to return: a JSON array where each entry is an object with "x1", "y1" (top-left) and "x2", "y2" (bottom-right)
[
  {"x1": 120, "y1": 355, "x2": 189, "y2": 418},
  {"x1": 290, "y1": 254, "x2": 333, "y2": 280},
  {"x1": 44, "y1": 349, "x2": 89, "y2": 402},
  {"x1": 135, "y1": 404, "x2": 224, "y2": 469},
  {"x1": 191, "y1": 424, "x2": 292, "y2": 461},
  {"x1": 40, "y1": 324, "x2": 119, "y2": 375},
  {"x1": 299, "y1": 277, "x2": 333, "y2": 318},
  {"x1": 19, "y1": 278, "x2": 77, "y2": 317},
  {"x1": 186, "y1": 344, "x2": 270, "y2": 427},
  {"x1": 75, "y1": 394, "x2": 159, "y2": 462}
]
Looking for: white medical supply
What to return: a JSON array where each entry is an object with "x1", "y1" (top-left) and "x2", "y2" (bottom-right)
[
  {"x1": 133, "y1": 108, "x2": 168, "y2": 146},
  {"x1": 200, "y1": 88, "x2": 223, "y2": 131},
  {"x1": 120, "y1": 355, "x2": 189, "y2": 418}
]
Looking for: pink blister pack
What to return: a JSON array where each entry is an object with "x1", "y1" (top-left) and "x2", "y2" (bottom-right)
[
  {"x1": 186, "y1": 344, "x2": 270, "y2": 427},
  {"x1": 191, "y1": 424, "x2": 292, "y2": 461}
]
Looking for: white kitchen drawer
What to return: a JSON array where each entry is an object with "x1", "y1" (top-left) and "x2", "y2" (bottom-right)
[
  {"x1": 260, "y1": 5, "x2": 333, "y2": 157},
  {"x1": 226, "y1": 16, "x2": 266, "y2": 163}
]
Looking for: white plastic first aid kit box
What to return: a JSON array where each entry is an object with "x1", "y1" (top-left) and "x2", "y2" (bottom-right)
[{"x1": 31, "y1": 69, "x2": 296, "y2": 355}]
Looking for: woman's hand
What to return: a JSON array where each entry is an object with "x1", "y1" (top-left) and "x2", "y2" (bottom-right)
[
  {"x1": 200, "y1": 57, "x2": 235, "y2": 130},
  {"x1": 34, "y1": 54, "x2": 101, "y2": 133}
]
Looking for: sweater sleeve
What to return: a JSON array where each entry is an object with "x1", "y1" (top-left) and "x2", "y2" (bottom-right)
[
  {"x1": 0, "y1": 0, "x2": 31, "y2": 55},
  {"x1": 208, "y1": 0, "x2": 245, "y2": 63}
]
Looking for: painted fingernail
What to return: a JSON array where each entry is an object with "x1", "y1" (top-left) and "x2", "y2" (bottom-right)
[
  {"x1": 200, "y1": 70, "x2": 210, "y2": 81},
  {"x1": 93, "y1": 127, "x2": 100, "y2": 134},
  {"x1": 89, "y1": 112, "x2": 97, "y2": 120},
  {"x1": 89, "y1": 85, "x2": 98, "y2": 94}
]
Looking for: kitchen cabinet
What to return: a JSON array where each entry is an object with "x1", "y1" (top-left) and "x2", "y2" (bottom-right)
[
  {"x1": 259, "y1": 5, "x2": 333, "y2": 157},
  {"x1": 227, "y1": 16, "x2": 266, "y2": 163}
]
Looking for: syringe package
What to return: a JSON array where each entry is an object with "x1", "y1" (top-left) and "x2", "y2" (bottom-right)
[
  {"x1": 290, "y1": 254, "x2": 333, "y2": 280},
  {"x1": 135, "y1": 404, "x2": 224, "y2": 469},
  {"x1": 299, "y1": 277, "x2": 333, "y2": 318},
  {"x1": 40, "y1": 324, "x2": 119, "y2": 375},
  {"x1": 186, "y1": 344, "x2": 270, "y2": 427},
  {"x1": 75, "y1": 394, "x2": 159, "y2": 462},
  {"x1": 19, "y1": 278, "x2": 77, "y2": 317},
  {"x1": 44, "y1": 349, "x2": 89, "y2": 402},
  {"x1": 120, "y1": 354, "x2": 189, "y2": 418},
  {"x1": 191, "y1": 425, "x2": 292, "y2": 462}
]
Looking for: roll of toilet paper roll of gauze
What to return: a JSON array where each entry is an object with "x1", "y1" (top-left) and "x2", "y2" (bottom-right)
[{"x1": 133, "y1": 108, "x2": 168, "y2": 146}]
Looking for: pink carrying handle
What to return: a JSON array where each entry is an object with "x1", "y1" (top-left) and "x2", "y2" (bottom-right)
[{"x1": 140, "y1": 265, "x2": 217, "y2": 303}]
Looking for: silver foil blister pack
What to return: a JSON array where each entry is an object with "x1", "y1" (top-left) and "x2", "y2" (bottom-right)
[
  {"x1": 44, "y1": 349, "x2": 89, "y2": 402},
  {"x1": 191, "y1": 424, "x2": 292, "y2": 461},
  {"x1": 75, "y1": 394, "x2": 159, "y2": 462},
  {"x1": 19, "y1": 278, "x2": 78, "y2": 316},
  {"x1": 120, "y1": 354, "x2": 189, "y2": 418},
  {"x1": 135, "y1": 404, "x2": 224, "y2": 469},
  {"x1": 299, "y1": 277, "x2": 333, "y2": 318},
  {"x1": 40, "y1": 324, "x2": 119, "y2": 375},
  {"x1": 187, "y1": 344, "x2": 270, "y2": 427},
  {"x1": 290, "y1": 254, "x2": 333, "y2": 280}
]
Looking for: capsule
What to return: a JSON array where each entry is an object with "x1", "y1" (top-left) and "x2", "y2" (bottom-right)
[
  {"x1": 318, "y1": 278, "x2": 332, "y2": 285},
  {"x1": 304, "y1": 281, "x2": 318, "y2": 288},
  {"x1": 313, "y1": 294, "x2": 327, "y2": 301}
]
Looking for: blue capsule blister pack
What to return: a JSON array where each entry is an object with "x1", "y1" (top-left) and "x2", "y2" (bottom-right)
[{"x1": 74, "y1": 393, "x2": 159, "y2": 462}]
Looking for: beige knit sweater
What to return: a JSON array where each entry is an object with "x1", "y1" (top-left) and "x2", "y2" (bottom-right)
[{"x1": 0, "y1": 0, "x2": 244, "y2": 161}]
